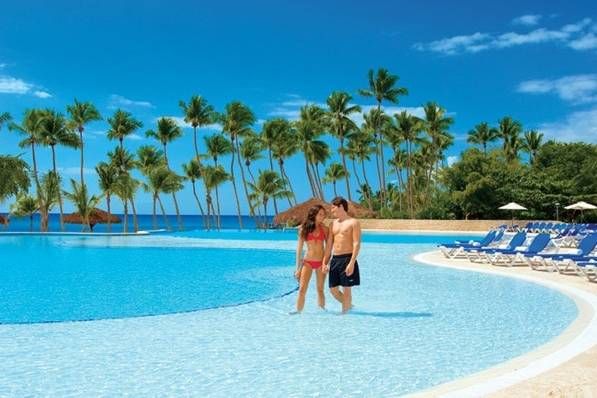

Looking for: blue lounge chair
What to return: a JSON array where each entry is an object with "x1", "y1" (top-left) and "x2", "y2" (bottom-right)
[
  {"x1": 488, "y1": 233, "x2": 551, "y2": 266},
  {"x1": 466, "y1": 232, "x2": 527, "y2": 262}
]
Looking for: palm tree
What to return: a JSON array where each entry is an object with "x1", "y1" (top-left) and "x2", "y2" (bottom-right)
[
  {"x1": 95, "y1": 162, "x2": 119, "y2": 233},
  {"x1": 37, "y1": 171, "x2": 61, "y2": 232},
  {"x1": 358, "y1": 68, "x2": 408, "y2": 201},
  {"x1": 248, "y1": 170, "x2": 292, "y2": 225},
  {"x1": 362, "y1": 108, "x2": 391, "y2": 205},
  {"x1": 9, "y1": 109, "x2": 45, "y2": 191},
  {"x1": 204, "y1": 133, "x2": 233, "y2": 166},
  {"x1": 179, "y1": 95, "x2": 214, "y2": 161},
  {"x1": 467, "y1": 122, "x2": 498, "y2": 154},
  {"x1": 394, "y1": 111, "x2": 424, "y2": 218},
  {"x1": 38, "y1": 110, "x2": 80, "y2": 231},
  {"x1": 0, "y1": 155, "x2": 30, "y2": 207},
  {"x1": 106, "y1": 109, "x2": 143, "y2": 150},
  {"x1": 114, "y1": 174, "x2": 140, "y2": 233},
  {"x1": 202, "y1": 165, "x2": 230, "y2": 230},
  {"x1": 143, "y1": 166, "x2": 182, "y2": 230},
  {"x1": 294, "y1": 105, "x2": 327, "y2": 199},
  {"x1": 522, "y1": 130, "x2": 544, "y2": 164},
  {"x1": 323, "y1": 162, "x2": 347, "y2": 197},
  {"x1": 270, "y1": 123, "x2": 299, "y2": 206},
  {"x1": 63, "y1": 179, "x2": 102, "y2": 232},
  {"x1": 422, "y1": 102, "x2": 453, "y2": 201},
  {"x1": 497, "y1": 116, "x2": 523, "y2": 162},
  {"x1": 66, "y1": 99, "x2": 102, "y2": 185},
  {"x1": 10, "y1": 194, "x2": 38, "y2": 232},
  {"x1": 146, "y1": 117, "x2": 184, "y2": 229},
  {"x1": 239, "y1": 134, "x2": 264, "y2": 184},
  {"x1": 219, "y1": 101, "x2": 256, "y2": 229},
  {"x1": 182, "y1": 159, "x2": 207, "y2": 228},
  {"x1": 0, "y1": 112, "x2": 11, "y2": 130},
  {"x1": 108, "y1": 146, "x2": 137, "y2": 174},
  {"x1": 346, "y1": 129, "x2": 375, "y2": 209},
  {"x1": 137, "y1": 145, "x2": 166, "y2": 175},
  {"x1": 326, "y1": 91, "x2": 361, "y2": 202}
]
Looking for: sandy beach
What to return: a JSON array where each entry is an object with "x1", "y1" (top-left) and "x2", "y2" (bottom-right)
[{"x1": 409, "y1": 249, "x2": 597, "y2": 397}]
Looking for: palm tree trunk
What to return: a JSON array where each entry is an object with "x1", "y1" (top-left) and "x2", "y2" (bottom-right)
[
  {"x1": 215, "y1": 185, "x2": 222, "y2": 230},
  {"x1": 31, "y1": 142, "x2": 41, "y2": 192},
  {"x1": 171, "y1": 192, "x2": 183, "y2": 230},
  {"x1": 193, "y1": 126, "x2": 200, "y2": 160},
  {"x1": 106, "y1": 194, "x2": 112, "y2": 233},
  {"x1": 314, "y1": 163, "x2": 325, "y2": 200},
  {"x1": 122, "y1": 199, "x2": 128, "y2": 233},
  {"x1": 278, "y1": 160, "x2": 294, "y2": 207},
  {"x1": 305, "y1": 158, "x2": 318, "y2": 199},
  {"x1": 40, "y1": 210, "x2": 48, "y2": 232},
  {"x1": 51, "y1": 146, "x2": 65, "y2": 232},
  {"x1": 280, "y1": 163, "x2": 296, "y2": 205},
  {"x1": 339, "y1": 137, "x2": 352, "y2": 201},
  {"x1": 263, "y1": 200, "x2": 268, "y2": 227},
  {"x1": 235, "y1": 140, "x2": 259, "y2": 227},
  {"x1": 130, "y1": 198, "x2": 138, "y2": 233},
  {"x1": 205, "y1": 193, "x2": 212, "y2": 230},
  {"x1": 333, "y1": 182, "x2": 338, "y2": 197},
  {"x1": 152, "y1": 194, "x2": 157, "y2": 230},
  {"x1": 407, "y1": 141, "x2": 414, "y2": 219},
  {"x1": 79, "y1": 129, "x2": 85, "y2": 185},
  {"x1": 29, "y1": 214, "x2": 33, "y2": 232},
  {"x1": 361, "y1": 159, "x2": 374, "y2": 210},
  {"x1": 229, "y1": 144, "x2": 244, "y2": 229},
  {"x1": 157, "y1": 195, "x2": 171, "y2": 230},
  {"x1": 191, "y1": 181, "x2": 207, "y2": 228}
]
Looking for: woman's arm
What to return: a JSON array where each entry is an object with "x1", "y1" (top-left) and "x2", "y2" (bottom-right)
[
  {"x1": 295, "y1": 228, "x2": 305, "y2": 279},
  {"x1": 322, "y1": 224, "x2": 334, "y2": 273}
]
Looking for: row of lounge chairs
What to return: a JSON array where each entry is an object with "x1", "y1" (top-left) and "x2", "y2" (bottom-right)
[{"x1": 439, "y1": 223, "x2": 597, "y2": 283}]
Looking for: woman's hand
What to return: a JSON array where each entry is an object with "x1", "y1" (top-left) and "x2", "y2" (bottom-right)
[{"x1": 294, "y1": 268, "x2": 302, "y2": 281}]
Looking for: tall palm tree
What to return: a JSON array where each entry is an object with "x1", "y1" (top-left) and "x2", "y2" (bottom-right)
[
  {"x1": 467, "y1": 122, "x2": 498, "y2": 154},
  {"x1": 248, "y1": 170, "x2": 292, "y2": 223},
  {"x1": 66, "y1": 99, "x2": 102, "y2": 185},
  {"x1": 106, "y1": 109, "x2": 143, "y2": 150},
  {"x1": 394, "y1": 111, "x2": 424, "y2": 217},
  {"x1": 202, "y1": 165, "x2": 230, "y2": 230},
  {"x1": 63, "y1": 179, "x2": 102, "y2": 232},
  {"x1": 182, "y1": 159, "x2": 207, "y2": 228},
  {"x1": 146, "y1": 117, "x2": 185, "y2": 229},
  {"x1": 10, "y1": 194, "x2": 38, "y2": 232},
  {"x1": 0, "y1": 112, "x2": 11, "y2": 130},
  {"x1": 294, "y1": 105, "x2": 327, "y2": 199},
  {"x1": 137, "y1": 145, "x2": 166, "y2": 175},
  {"x1": 219, "y1": 101, "x2": 256, "y2": 229},
  {"x1": 108, "y1": 146, "x2": 137, "y2": 174},
  {"x1": 0, "y1": 155, "x2": 30, "y2": 208},
  {"x1": 204, "y1": 133, "x2": 233, "y2": 166},
  {"x1": 497, "y1": 116, "x2": 523, "y2": 162},
  {"x1": 270, "y1": 123, "x2": 299, "y2": 206},
  {"x1": 362, "y1": 108, "x2": 391, "y2": 205},
  {"x1": 9, "y1": 109, "x2": 45, "y2": 191},
  {"x1": 326, "y1": 91, "x2": 361, "y2": 202},
  {"x1": 239, "y1": 134, "x2": 264, "y2": 184},
  {"x1": 358, "y1": 68, "x2": 408, "y2": 201},
  {"x1": 323, "y1": 162, "x2": 347, "y2": 197},
  {"x1": 522, "y1": 130, "x2": 544, "y2": 165},
  {"x1": 346, "y1": 129, "x2": 375, "y2": 209},
  {"x1": 143, "y1": 166, "x2": 182, "y2": 230},
  {"x1": 422, "y1": 102, "x2": 453, "y2": 200},
  {"x1": 179, "y1": 95, "x2": 214, "y2": 160},
  {"x1": 38, "y1": 110, "x2": 80, "y2": 231},
  {"x1": 37, "y1": 171, "x2": 61, "y2": 232},
  {"x1": 95, "y1": 162, "x2": 119, "y2": 233}
]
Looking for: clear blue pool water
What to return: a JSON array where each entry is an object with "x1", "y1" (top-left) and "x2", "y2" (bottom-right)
[{"x1": 0, "y1": 231, "x2": 578, "y2": 396}]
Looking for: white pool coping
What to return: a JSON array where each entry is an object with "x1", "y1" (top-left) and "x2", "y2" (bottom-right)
[{"x1": 409, "y1": 251, "x2": 597, "y2": 398}]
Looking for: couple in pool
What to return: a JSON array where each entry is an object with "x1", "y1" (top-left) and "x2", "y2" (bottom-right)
[{"x1": 293, "y1": 196, "x2": 361, "y2": 314}]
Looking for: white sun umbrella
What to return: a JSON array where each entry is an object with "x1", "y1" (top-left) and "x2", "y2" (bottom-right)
[
  {"x1": 564, "y1": 201, "x2": 596, "y2": 222},
  {"x1": 499, "y1": 202, "x2": 527, "y2": 227}
]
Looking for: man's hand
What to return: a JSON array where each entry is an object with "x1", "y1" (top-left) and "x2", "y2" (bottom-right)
[
  {"x1": 322, "y1": 263, "x2": 329, "y2": 274},
  {"x1": 345, "y1": 263, "x2": 354, "y2": 276}
]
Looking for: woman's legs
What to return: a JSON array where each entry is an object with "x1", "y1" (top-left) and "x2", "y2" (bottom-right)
[
  {"x1": 296, "y1": 265, "x2": 313, "y2": 312},
  {"x1": 315, "y1": 268, "x2": 326, "y2": 309}
]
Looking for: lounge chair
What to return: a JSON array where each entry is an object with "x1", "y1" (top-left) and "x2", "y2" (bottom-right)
[
  {"x1": 487, "y1": 233, "x2": 551, "y2": 267},
  {"x1": 528, "y1": 233, "x2": 597, "y2": 273},
  {"x1": 466, "y1": 232, "x2": 527, "y2": 263},
  {"x1": 439, "y1": 230, "x2": 498, "y2": 258}
]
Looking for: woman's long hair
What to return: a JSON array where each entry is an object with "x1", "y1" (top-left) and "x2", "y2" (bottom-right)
[{"x1": 300, "y1": 205, "x2": 325, "y2": 240}]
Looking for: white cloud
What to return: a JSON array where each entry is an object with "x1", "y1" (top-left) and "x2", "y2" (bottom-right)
[
  {"x1": 128, "y1": 134, "x2": 143, "y2": 141},
  {"x1": 447, "y1": 155, "x2": 459, "y2": 166},
  {"x1": 33, "y1": 90, "x2": 52, "y2": 98},
  {"x1": 352, "y1": 105, "x2": 425, "y2": 126},
  {"x1": 58, "y1": 167, "x2": 96, "y2": 176},
  {"x1": 538, "y1": 107, "x2": 597, "y2": 143},
  {"x1": 0, "y1": 76, "x2": 33, "y2": 94},
  {"x1": 517, "y1": 74, "x2": 597, "y2": 104},
  {"x1": 414, "y1": 18, "x2": 595, "y2": 55},
  {"x1": 0, "y1": 63, "x2": 7, "y2": 69},
  {"x1": 267, "y1": 96, "x2": 326, "y2": 121},
  {"x1": 568, "y1": 32, "x2": 597, "y2": 50},
  {"x1": 512, "y1": 14, "x2": 542, "y2": 26},
  {"x1": 108, "y1": 94, "x2": 154, "y2": 109},
  {"x1": 159, "y1": 116, "x2": 222, "y2": 131}
]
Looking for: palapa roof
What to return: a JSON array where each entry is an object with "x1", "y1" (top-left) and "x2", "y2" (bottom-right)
[
  {"x1": 0, "y1": 214, "x2": 8, "y2": 226},
  {"x1": 64, "y1": 208, "x2": 121, "y2": 226},
  {"x1": 273, "y1": 198, "x2": 376, "y2": 226}
]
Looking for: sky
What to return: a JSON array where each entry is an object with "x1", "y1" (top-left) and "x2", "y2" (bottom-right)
[{"x1": 1, "y1": 0, "x2": 596, "y2": 214}]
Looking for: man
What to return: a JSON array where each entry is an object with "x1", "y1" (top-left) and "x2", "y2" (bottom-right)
[{"x1": 322, "y1": 196, "x2": 361, "y2": 314}]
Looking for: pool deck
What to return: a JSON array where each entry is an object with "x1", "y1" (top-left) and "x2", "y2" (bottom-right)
[{"x1": 410, "y1": 250, "x2": 597, "y2": 398}]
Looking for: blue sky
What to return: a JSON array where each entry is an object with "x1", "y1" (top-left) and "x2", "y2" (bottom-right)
[{"x1": 1, "y1": 0, "x2": 596, "y2": 214}]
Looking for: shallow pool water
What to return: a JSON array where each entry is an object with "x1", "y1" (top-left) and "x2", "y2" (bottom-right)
[{"x1": 0, "y1": 232, "x2": 578, "y2": 396}]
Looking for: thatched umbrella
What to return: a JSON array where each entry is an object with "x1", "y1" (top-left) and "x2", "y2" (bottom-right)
[
  {"x1": 64, "y1": 208, "x2": 121, "y2": 231},
  {"x1": 273, "y1": 197, "x2": 376, "y2": 226},
  {"x1": 0, "y1": 214, "x2": 8, "y2": 228}
]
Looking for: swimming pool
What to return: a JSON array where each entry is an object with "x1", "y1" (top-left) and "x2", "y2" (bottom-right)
[{"x1": 0, "y1": 231, "x2": 578, "y2": 396}]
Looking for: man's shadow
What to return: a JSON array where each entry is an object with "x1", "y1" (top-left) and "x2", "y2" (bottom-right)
[{"x1": 349, "y1": 310, "x2": 432, "y2": 318}]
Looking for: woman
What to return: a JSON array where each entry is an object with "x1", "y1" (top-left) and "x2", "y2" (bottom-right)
[{"x1": 293, "y1": 205, "x2": 329, "y2": 313}]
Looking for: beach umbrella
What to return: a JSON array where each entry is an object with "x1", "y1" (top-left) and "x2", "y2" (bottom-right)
[
  {"x1": 64, "y1": 208, "x2": 121, "y2": 232},
  {"x1": 0, "y1": 214, "x2": 8, "y2": 228},
  {"x1": 564, "y1": 201, "x2": 597, "y2": 221},
  {"x1": 498, "y1": 202, "x2": 527, "y2": 227}
]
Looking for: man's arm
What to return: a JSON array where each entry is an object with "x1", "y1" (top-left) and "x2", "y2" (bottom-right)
[
  {"x1": 322, "y1": 223, "x2": 334, "y2": 273},
  {"x1": 345, "y1": 220, "x2": 361, "y2": 276}
]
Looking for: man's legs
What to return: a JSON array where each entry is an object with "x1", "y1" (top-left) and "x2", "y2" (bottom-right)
[
  {"x1": 341, "y1": 287, "x2": 352, "y2": 314},
  {"x1": 329, "y1": 286, "x2": 343, "y2": 303}
]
